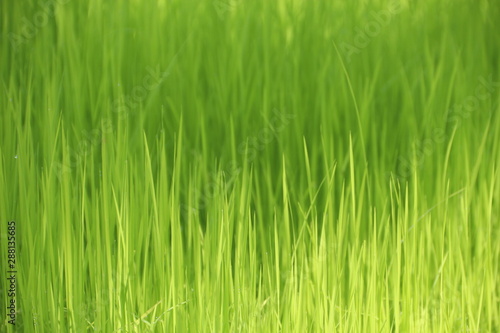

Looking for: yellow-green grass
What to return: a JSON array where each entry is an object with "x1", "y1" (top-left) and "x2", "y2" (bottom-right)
[{"x1": 1, "y1": 0, "x2": 499, "y2": 331}]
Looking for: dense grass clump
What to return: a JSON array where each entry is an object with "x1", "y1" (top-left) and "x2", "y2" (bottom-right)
[{"x1": 1, "y1": 0, "x2": 499, "y2": 331}]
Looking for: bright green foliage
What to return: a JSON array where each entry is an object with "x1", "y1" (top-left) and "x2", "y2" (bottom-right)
[{"x1": 1, "y1": 0, "x2": 499, "y2": 331}]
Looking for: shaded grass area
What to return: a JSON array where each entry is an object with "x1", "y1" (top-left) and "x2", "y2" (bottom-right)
[{"x1": 1, "y1": 0, "x2": 499, "y2": 331}]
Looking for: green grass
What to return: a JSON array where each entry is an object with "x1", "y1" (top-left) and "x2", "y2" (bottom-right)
[{"x1": 1, "y1": 0, "x2": 499, "y2": 331}]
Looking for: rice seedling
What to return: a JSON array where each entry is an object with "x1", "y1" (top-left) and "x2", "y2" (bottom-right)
[{"x1": 1, "y1": 0, "x2": 499, "y2": 331}]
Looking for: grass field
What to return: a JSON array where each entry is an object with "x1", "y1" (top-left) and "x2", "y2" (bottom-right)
[{"x1": 1, "y1": 0, "x2": 499, "y2": 331}]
